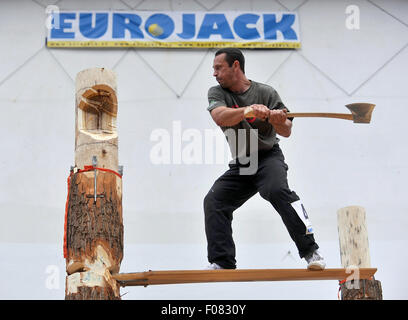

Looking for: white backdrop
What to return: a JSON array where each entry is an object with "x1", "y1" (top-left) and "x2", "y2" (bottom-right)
[{"x1": 0, "y1": 0, "x2": 407, "y2": 300}]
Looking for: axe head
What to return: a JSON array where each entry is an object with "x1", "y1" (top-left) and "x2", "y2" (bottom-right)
[{"x1": 346, "y1": 103, "x2": 376, "y2": 123}]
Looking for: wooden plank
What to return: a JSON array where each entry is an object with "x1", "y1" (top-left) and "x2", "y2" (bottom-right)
[{"x1": 112, "y1": 268, "x2": 377, "y2": 287}]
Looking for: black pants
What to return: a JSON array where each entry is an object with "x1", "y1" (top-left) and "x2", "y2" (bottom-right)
[{"x1": 203, "y1": 144, "x2": 319, "y2": 269}]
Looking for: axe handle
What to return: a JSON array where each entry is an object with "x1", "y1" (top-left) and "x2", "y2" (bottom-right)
[
  {"x1": 286, "y1": 113, "x2": 353, "y2": 121},
  {"x1": 244, "y1": 112, "x2": 353, "y2": 121},
  {"x1": 243, "y1": 107, "x2": 353, "y2": 121}
]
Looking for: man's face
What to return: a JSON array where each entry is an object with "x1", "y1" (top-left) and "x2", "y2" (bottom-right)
[{"x1": 212, "y1": 53, "x2": 235, "y2": 88}]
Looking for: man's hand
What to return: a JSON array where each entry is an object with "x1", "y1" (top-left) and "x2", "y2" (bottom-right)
[
  {"x1": 268, "y1": 109, "x2": 287, "y2": 125},
  {"x1": 245, "y1": 104, "x2": 270, "y2": 121},
  {"x1": 268, "y1": 109, "x2": 292, "y2": 137}
]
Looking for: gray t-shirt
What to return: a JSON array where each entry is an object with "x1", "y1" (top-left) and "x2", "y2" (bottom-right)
[{"x1": 207, "y1": 80, "x2": 290, "y2": 162}]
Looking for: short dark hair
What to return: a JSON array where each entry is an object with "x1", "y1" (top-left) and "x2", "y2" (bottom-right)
[{"x1": 215, "y1": 48, "x2": 245, "y2": 74}]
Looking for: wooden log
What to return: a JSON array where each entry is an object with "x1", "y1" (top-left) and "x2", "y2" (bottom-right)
[
  {"x1": 112, "y1": 268, "x2": 377, "y2": 287},
  {"x1": 339, "y1": 277, "x2": 383, "y2": 300},
  {"x1": 75, "y1": 68, "x2": 118, "y2": 172},
  {"x1": 65, "y1": 68, "x2": 123, "y2": 300},
  {"x1": 337, "y1": 206, "x2": 382, "y2": 300}
]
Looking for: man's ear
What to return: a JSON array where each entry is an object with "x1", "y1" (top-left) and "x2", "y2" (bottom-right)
[{"x1": 233, "y1": 60, "x2": 240, "y2": 70}]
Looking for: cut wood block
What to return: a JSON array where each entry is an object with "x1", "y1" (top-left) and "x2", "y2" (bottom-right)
[{"x1": 112, "y1": 268, "x2": 377, "y2": 287}]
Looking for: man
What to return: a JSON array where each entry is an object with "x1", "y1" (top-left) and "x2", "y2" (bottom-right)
[{"x1": 204, "y1": 48, "x2": 325, "y2": 270}]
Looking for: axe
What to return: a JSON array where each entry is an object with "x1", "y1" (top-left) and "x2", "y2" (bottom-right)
[{"x1": 244, "y1": 103, "x2": 375, "y2": 124}]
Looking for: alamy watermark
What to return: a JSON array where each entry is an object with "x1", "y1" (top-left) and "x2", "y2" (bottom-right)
[
  {"x1": 45, "y1": 264, "x2": 60, "y2": 290},
  {"x1": 345, "y1": 5, "x2": 360, "y2": 30},
  {"x1": 149, "y1": 121, "x2": 259, "y2": 175},
  {"x1": 344, "y1": 265, "x2": 362, "y2": 290},
  {"x1": 45, "y1": 5, "x2": 61, "y2": 30}
]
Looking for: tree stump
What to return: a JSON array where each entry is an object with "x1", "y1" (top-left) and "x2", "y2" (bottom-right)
[
  {"x1": 337, "y1": 206, "x2": 382, "y2": 300},
  {"x1": 64, "y1": 68, "x2": 123, "y2": 300},
  {"x1": 339, "y1": 277, "x2": 383, "y2": 300}
]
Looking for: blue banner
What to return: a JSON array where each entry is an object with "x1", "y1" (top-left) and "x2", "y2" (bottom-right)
[{"x1": 46, "y1": 11, "x2": 301, "y2": 48}]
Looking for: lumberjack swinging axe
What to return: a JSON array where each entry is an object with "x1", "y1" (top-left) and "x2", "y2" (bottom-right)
[{"x1": 244, "y1": 103, "x2": 376, "y2": 124}]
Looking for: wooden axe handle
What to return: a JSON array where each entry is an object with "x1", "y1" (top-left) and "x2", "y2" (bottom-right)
[
  {"x1": 286, "y1": 112, "x2": 353, "y2": 121},
  {"x1": 244, "y1": 107, "x2": 354, "y2": 121}
]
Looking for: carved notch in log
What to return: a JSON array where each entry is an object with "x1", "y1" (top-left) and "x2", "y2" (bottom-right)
[
  {"x1": 65, "y1": 68, "x2": 123, "y2": 300},
  {"x1": 75, "y1": 68, "x2": 118, "y2": 172}
]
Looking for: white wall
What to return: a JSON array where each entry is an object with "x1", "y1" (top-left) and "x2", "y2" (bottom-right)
[{"x1": 0, "y1": 0, "x2": 407, "y2": 299}]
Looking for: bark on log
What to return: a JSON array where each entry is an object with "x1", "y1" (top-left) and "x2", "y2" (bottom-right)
[
  {"x1": 65, "y1": 68, "x2": 123, "y2": 300},
  {"x1": 337, "y1": 206, "x2": 382, "y2": 300},
  {"x1": 339, "y1": 278, "x2": 383, "y2": 300}
]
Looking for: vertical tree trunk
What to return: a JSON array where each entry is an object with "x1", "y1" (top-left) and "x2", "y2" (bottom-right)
[
  {"x1": 337, "y1": 206, "x2": 382, "y2": 300},
  {"x1": 65, "y1": 68, "x2": 123, "y2": 300}
]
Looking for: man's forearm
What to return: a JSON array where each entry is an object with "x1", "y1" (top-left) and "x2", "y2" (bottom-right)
[
  {"x1": 211, "y1": 106, "x2": 292, "y2": 137},
  {"x1": 273, "y1": 119, "x2": 292, "y2": 137},
  {"x1": 210, "y1": 106, "x2": 247, "y2": 127}
]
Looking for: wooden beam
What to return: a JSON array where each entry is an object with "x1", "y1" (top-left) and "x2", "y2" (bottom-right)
[{"x1": 112, "y1": 268, "x2": 377, "y2": 287}]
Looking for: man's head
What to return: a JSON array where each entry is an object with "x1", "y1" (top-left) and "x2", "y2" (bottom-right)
[{"x1": 213, "y1": 48, "x2": 245, "y2": 89}]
